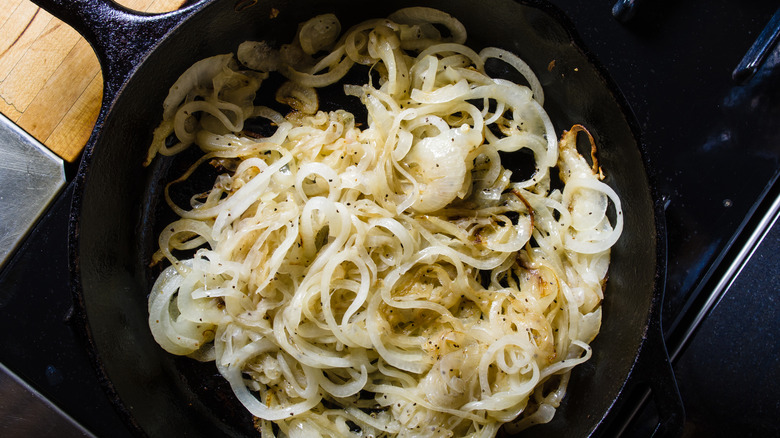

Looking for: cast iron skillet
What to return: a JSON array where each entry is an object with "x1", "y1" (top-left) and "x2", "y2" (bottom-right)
[{"x1": 31, "y1": 0, "x2": 683, "y2": 436}]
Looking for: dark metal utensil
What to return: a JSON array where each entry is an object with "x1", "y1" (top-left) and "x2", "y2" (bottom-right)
[
  {"x1": 733, "y1": 7, "x2": 780, "y2": 82},
  {"x1": 612, "y1": 0, "x2": 646, "y2": 22}
]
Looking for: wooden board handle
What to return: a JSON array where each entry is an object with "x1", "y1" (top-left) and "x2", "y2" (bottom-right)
[
  {"x1": 0, "y1": 0, "x2": 195, "y2": 162},
  {"x1": 30, "y1": 0, "x2": 203, "y2": 105}
]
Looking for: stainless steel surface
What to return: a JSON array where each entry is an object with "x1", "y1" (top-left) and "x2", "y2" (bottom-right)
[
  {"x1": 0, "y1": 363, "x2": 94, "y2": 438},
  {"x1": 0, "y1": 113, "x2": 65, "y2": 268}
]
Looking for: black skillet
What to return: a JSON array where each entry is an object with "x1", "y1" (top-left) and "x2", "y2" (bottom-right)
[{"x1": 30, "y1": 0, "x2": 684, "y2": 436}]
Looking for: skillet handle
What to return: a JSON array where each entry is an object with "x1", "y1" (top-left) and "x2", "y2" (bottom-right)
[
  {"x1": 633, "y1": 196, "x2": 685, "y2": 437},
  {"x1": 642, "y1": 306, "x2": 685, "y2": 437},
  {"x1": 28, "y1": 0, "x2": 205, "y2": 105}
]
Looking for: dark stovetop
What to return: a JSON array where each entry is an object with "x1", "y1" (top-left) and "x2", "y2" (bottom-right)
[
  {"x1": 554, "y1": 0, "x2": 780, "y2": 341},
  {"x1": 0, "y1": 0, "x2": 778, "y2": 437},
  {"x1": 672, "y1": 190, "x2": 780, "y2": 437}
]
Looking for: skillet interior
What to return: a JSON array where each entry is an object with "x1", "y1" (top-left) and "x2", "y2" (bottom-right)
[{"x1": 74, "y1": 0, "x2": 658, "y2": 436}]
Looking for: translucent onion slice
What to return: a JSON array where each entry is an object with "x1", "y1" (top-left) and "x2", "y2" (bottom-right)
[
  {"x1": 299, "y1": 14, "x2": 341, "y2": 55},
  {"x1": 163, "y1": 53, "x2": 234, "y2": 120}
]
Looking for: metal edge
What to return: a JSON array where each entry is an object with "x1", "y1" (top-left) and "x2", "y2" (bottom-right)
[
  {"x1": 0, "y1": 113, "x2": 66, "y2": 269},
  {"x1": 0, "y1": 362, "x2": 97, "y2": 438},
  {"x1": 670, "y1": 184, "x2": 780, "y2": 362},
  {"x1": 0, "y1": 112, "x2": 67, "y2": 169}
]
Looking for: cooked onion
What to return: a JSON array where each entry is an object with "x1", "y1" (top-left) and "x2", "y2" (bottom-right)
[
  {"x1": 146, "y1": 8, "x2": 623, "y2": 438},
  {"x1": 298, "y1": 14, "x2": 342, "y2": 55}
]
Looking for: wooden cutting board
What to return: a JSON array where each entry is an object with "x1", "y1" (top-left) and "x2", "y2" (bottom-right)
[{"x1": 0, "y1": 0, "x2": 188, "y2": 162}]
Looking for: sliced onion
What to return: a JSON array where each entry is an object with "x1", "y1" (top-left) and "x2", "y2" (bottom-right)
[
  {"x1": 145, "y1": 8, "x2": 624, "y2": 435},
  {"x1": 163, "y1": 53, "x2": 234, "y2": 121},
  {"x1": 276, "y1": 80, "x2": 319, "y2": 114},
  {"x1": 388, "y1": 7, "x2": 467, "y2": 46},
  {"x1": 299, "y1": 14, "x2": 341, "y2": 55},
  {"x1": 481, "y1": 47, "x2": 544, "y2": 105}
]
